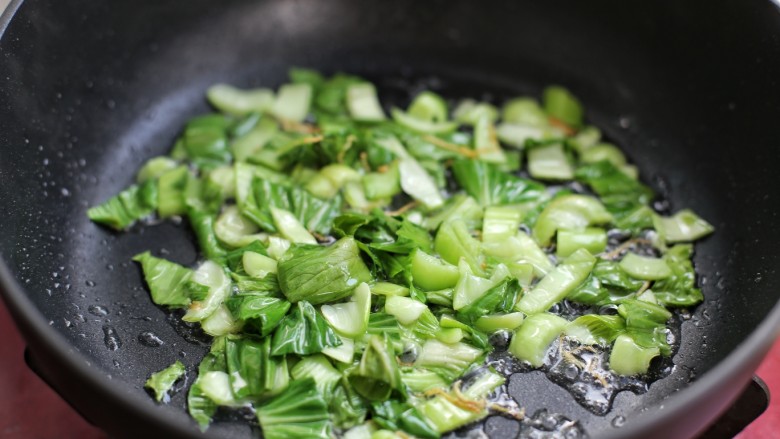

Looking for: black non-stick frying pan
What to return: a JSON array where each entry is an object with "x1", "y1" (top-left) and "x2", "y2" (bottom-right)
[{"x1": 2, "y1": 1, "x2": 780, "y2": 438}]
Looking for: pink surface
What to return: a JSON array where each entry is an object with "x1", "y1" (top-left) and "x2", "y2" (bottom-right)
[{"x1": 0, "y1": 299, "x2": 778, "y2": 438}]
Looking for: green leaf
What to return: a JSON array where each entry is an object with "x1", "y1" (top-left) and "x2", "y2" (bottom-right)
[
  {"x1": 575, "y1": 161, "x2": 655, "y2": 230},
  {"x1": 543, "y1": 85, "x2": 583, "y2": 128},
  {"x1": 348, "y1": 334, "x2": 404, "y2": 401},
  {"x1": 225, "y1": 294, "x2": 290, "y2": 336},
  {"x1": 531, "y1": 194, "x2": 613, "y2": 247},
  {"x1": 182, "y1": 261, "x2": 232, "y2": 322},
  {"x1": 618, "y1": 299, "x2": 672, "y2": 356},
  {"x1": 182, "y1": 114, "x2": 232, "y2": 168},
  {"x1": 145, "y1": 361, "x2": 186, "y2": 402},
  {"x1": 330, "y1": 378, "x2": 368, "y2": 429},
  {"x1": 132, "y1": 252, "x2": 194, "y2": 307},
  {"x1": 187, "y1": 209, "x2": 228, "y2": 264},
  {"x1": 372, "y1": 400, "x2": 440, "y2": 439},
  {"x1": 270, "y1": 301, "x2": 342, "y2": 356},
  {"x1": 256, "y1": 378, "x2": 332, "y2": 439},
  {"x1": 565, "y1": 315, "x2": 626, "y2": 345},
  {"x1": 188, "y1": 338, "x2": 228, "y2": 431},
  {"x1": 415, "y1": 339, "x2": 483, "y2": 382},
  {"x1": 652, "y1": 244, "x2": 704, "y2": 307},
  {"x1": 225, "y1": 240, "x2": 269, "y2": 271},
  {"x1": 88, "y1": 180, "x2": 158, "y2": 230},
  {"x1": 567, "y1": 259, "x2": 645, "y2": 305},
  {"x1": 457, "y1": 278, "x2": 521, "y2": 324},
  {"x1": 250, "y1": 178, "x2": 342, "y2": 235},
  {"x1": 452, "y1": 159, "x2": 545, "y2": 207},
  {"x1": 225, "y1": 337, "x2": 263, "y2": 399},
  {"x1": 277, "y1": 237, "x2": 373, "y2": 304}
]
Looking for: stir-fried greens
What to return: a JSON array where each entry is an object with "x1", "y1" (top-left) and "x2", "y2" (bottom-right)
[{"x1": 89, "y1": 69, "x2": 713, "y2": 437}]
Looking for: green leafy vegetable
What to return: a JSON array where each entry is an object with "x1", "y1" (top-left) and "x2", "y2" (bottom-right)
[
  {"x1": 132, "y1": 252, "x2": 196, "y2": 307},
  {"x1": 91, "y1": 70, "x2": 716, "y2": 433},
  {"x1": 256, "y1": 378, "x2": 331, "y2": 439},
  {"x1": 270, "y1": 301, "x2": 342, "y2": 356},
  {"x1": 145, "y1": 361, "x2": 186, "y2": 402},
  {"x1": 452, "y1": 159, "x2": 545, "y2": 207},
  {"x1": 87, "y1": 180, "x2": 157, "y2": 230},
  {"x1": 277, "y1": 237, "x2": 373, "y2": 304}
]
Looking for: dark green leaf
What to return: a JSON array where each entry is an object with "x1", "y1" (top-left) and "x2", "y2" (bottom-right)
[
  {"x1": 226, "y1": 294, "x2": 290, "y2": 336},
  {"x1": 652, "y1": 244, "x2": 704, "y2": 307},
  {"x1": 87, "y1": 180, "x2": 157, "y2": 230},
  {"x1": 330, "y1": 378, "x2": 368, "y2": 429},
  {"x1": 452, "y1": 159, "x2": 545, "y2": 207},
  {"x1": 277, "y1": 237, "x2": 373, "y2": 304},
  {"x1": 457, "y1": 278, "x2": 520, "y2": 324},
  {"x1": 575, "y1": 161, "x2": 654, "y2": 230},
  {"x1": 618, "y1": 299, "x2": 672, "y2": 356},
  {"x1": 132, "y1": 252, "x2": 194, "y2": 307},
  {"x1": 270, "y1": 301, "x2": 342, "y2": 356},
  {"x1": 251, "y1": 178, "x2": 342, "y2": 234},
  {"x1": 225, "y1": 337, "x2": 266, "y2": 399},
  {"x1": 348, "y1": 334, "x2": 404, "y2": 401},
  {"x1": 256, "y1": 378, "x2": 332, "y2": 439},
  {"x1": 372, "y1": 400, "x2": 440, "y2": 439},
  {"x1": 188, "y1": 209, "x2": 228, "y2": 264},
  {"x1": 145, "y1": 361, "x2": 186, "y2": 402},
  {"x1": 225, "y1": 240, "x2": 269, "y2": 271}
]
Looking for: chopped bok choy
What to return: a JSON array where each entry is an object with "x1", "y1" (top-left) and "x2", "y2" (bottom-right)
[{"x1": 90, "y1": 69, "x2": 714, "y2": 436}]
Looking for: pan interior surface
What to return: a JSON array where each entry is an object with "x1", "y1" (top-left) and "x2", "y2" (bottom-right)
[{"x1": 1, "y1": 1, "x2": 780, "y2": 438}]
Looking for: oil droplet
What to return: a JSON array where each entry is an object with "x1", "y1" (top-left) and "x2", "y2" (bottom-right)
[
  {"x1": 138, "y1": 331, "x2": 164, "y2": 347},
  {"x1": 103, "y1": 325, "x2": 122, "y2": 351},
  {"x1": 612, "y1": 415, "x2": 626, "y2": 428},
  {"x1": 89, "y1": 305, "x2": 109, "y2": 317}
]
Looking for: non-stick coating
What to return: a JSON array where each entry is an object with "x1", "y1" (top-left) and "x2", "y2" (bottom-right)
[{"x1": 2, "y1": 1, "x2": 780, "y2": 438}]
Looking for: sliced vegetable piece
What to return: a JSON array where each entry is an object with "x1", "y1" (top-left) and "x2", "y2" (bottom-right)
[
  {"x1": 415, "y1": 339, "x2": 482, "y2": 381},
  {"x1": 348, "y1": 335, "x2": 403, "y2": 401},
  {"x1": 528, "y1": 143, "x2": 574, "y2": 180},
  {"x1": 619, "y1": 253, "x2": 672, "y2": 280},
  {"x1": 543, "y1": 85, "x2": 583, "y2": 128},
  {"x1": 242, "y1": 251, "x2": 278, "y2": 278},
  {"x1": 410, "y1": 250, "x2": 460, "y2": 290},
  {"x1": 482, "y1": 206, "x2": 522, "y2": 243},
  {"x1": 133, "y1": 252, "x2": 195, "y2": 307},
  {"x1": 556, "y1": 228, "x2": 607, "y2": 257},
  {"x1": 270, "y1": 301, "x2": 342, "y2": 356},
  {"x1": 320, "y1": 282, "x2": 371, "y2": 338},
  {"x1": 508, "y1": 313, "x2": 568, "y2": 367},
  {"x1": 516, "y1": 248, "x2": 596, "y2": 315},
  {"x1": 270, "y1": 206, "x2": 317, "y2": 244},
  {"x1": 609, "y1": 334, "x2": 660, "y2": 376},
  {"x1": 183, "y1": 261, "x2": 231, "y2": 322},
  {"x1": 658, "y1": 209, "x2": 714, "y2": 243},
  {"x1": 385, "y1": 295, "x2": 427, "y2": 325},
  {"x1": 256, "y1": 378, "x2": 332, "y2": 439},
  {"x1": 347, "y1": 83, "x2": 386, "y2": 121},
  {"x1": 207, "y1": 84, "x2": 275, "y2": 115},
  {"x1": 532, "y1": 194, "x2": 613, "y2": 246},
  {"x1": 87, "y1": 180, "x2": 158, "y2": 230},
  {"x1": 271, "y1": 83, "x2": 312, "y2": 122},
  {"x1": 277, "y1": 237, "x2": 373, "y2": 304},
  {"x1": 137, "y1": 157, "x2": 177, "y2": 183},
  {"x1": 391, "y1": 108, "x2": 458, "y2": 134},
  {"x1": 145, "y1": 361, "x2": 186, "y2": 402},
  {"x1": 474, "y1": 312, "x2": 525, "y2": 333}
]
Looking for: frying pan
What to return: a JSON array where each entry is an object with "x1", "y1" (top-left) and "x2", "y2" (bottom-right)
[{"x1": 2, "y1": 1, "x2": 780, "y2": 438}]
